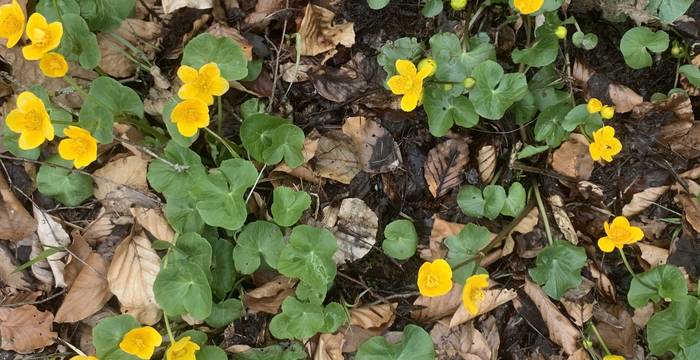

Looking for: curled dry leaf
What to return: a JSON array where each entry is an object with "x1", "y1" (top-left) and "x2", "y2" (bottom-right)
[
  {"x1": 588, "y1": 261, "x2": 616, "y2": 301},
  {"x1": 310, "y1": 54, "x2": 371, "y2": 103},
  {"x1": 550, "y1": 134, "x2": 593, "y2": 181},
  {"x1": 33, "y1": 206, "x2": 70, "y2": 288},
  {"x1": 677, "y1": 194, "x2": 700, "y2": 233},
  {"x1": 431, "y1": 320, "x2": 492, "y2": 360},
  {"x1": 632, "y1": 92, "x2": 694, "y2": 143},
  {"x1": 341, "y1": 116, "x2": 402, "y2": 174},
  {"x1": 480, "y1": 315, "x2": 500, "y2": 355},
  {"x1": 93, "y1": 155, "x2": 156, "y2": 212},
  {"x1": 341, "y1": 303, "x2": 397, "y2": 353},
  {"x1": 244, "y1": 276, "x2": 297, "y2": 314},
  {"x1": 637, "y1": 242, "x2": 668, "y2": 267},
  {"x1": 314, "y1": 332, "x2": 345, "y2": 360},
  {"x1": 594, "y1": 305, "x2": 636, "y2": 357},
  {"x1": 568, "y1": 348, "x2": 591, "y2": 360},
  {"x1": 0, "y1": 289, "x2": 41, "y2": 306},
  {"x1": 298, "y1": 4, "x2": 355, "y2": 56},
  {"x1": 325, "y1": 198, "x2": 378, "y2": 264},
  {"x1": 547, "y1": 195, "x2": 579, "y2": 245},
  {"x1": 561, "y1": 298, "x2": 593, "y2": 326},
  {"x1": 281, "y1": 62, "x2": 313, "y2": 83},
  {"x1": 63, "y1": 231, "x2": 92, "y2": 287},
  {"x1": 0, "y1": 305, "x2": 56, "y2": 353},
  {"x1": 29, "y1": 234, "x2": 54, "y2": 289},
  {"x1": 424, "y1": 139, "x2": 470, "y2": 198},
  {"x1": 0, "y1": 174, "x2": 36, "y2": 241},
  {"x1": 621, "y1": 185, "x2": 670, "y2": 217},
  {"x1": 82, "y1": 208, "x2": 134, "y2": 246},
  {"x1": 55, "y1": 252, "x2": 112, "y2": 323},
  {"x1": 522, "y1": 278, "x2": 580, "y2": 355},
  {"x1": 477, "y1": 145, "x2": 497, "y2": 184},
  {"x1": 129, "y1": 207, "x2": 175, "y2": 243},
  {"x1": 572, "y1": 59, "x2": 643, "y2": 113},
  {"x1": 311, "y1": 131, "x2": 362, "y2": 184},
  {"x1": 98, "y1": 19, "x2": 161, "y2": 78},
  {"x1": 412, "y1": 282, "x2": 463, "y2": 322},
  {"x1": 107, "y1": 231, "x2": 161, "y2": 325},
  {"x1": 449, "y1": 288, "x2": 517, "y2": 328},
  {"x1": 632, "y1": 303, "x2": 654, "y2": 329}
]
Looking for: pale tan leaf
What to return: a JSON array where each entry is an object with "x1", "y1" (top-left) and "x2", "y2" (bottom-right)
[
  {"x1": 411, "y1": 282, "x2": 463, "y2": 322},
  {"x1": 622, "y1": 185, "x2": 670, "y2": 217},
  {"x1": 314, "y1": 333, "x2": 345, "y2": 360},
  {"x1": 595, "y1": 305, "x2": 636, "y2": 357},
  {"x1": 449, "y1": 288, "x2": 517, "y2": 328},
  {"x1": 632, "y1": 303, "x2": 654, "y2": 328},
  {"x1": 298, "y1": 4, "x2": 354, "y2": 56},
  {"x1": 33, "y1": 206, "x2": 70, "y2": 288},
  {"x1": 29, "y1": 234, "x2": 53, "y2": 289},
  {"x1": 271, "y1": 133, "x2": 323, "y2": 185},
  {"x1": 55, "y1": 253, "x2": 112, "y2": 323},
  {"x1": 341, "y1": 116, "x2": 402, "y2": 174},
  {"x1": 162, "y1": 0, "x2": 212, "y2": 13},
  {"x1": 561, "y1": 298, "x2": 593, "y2": 326},
  {"x1": 349, "y1": 303, "x2": 397, "y2": 330},
  {"x1": 548, "y1": 195, "x2": 578, "y2": 245},
  {"x1": 0, "y1": 174, "x2": 36, "y2": 241},
  {"x1": 130, "y1": 207, "x2": 175, "y2": 243},
  {"x1": 550, "y1": 134, "x2": 593, "y2": 181},
  {"x1": 0, "y1": 289, "x2": 41, "y2": 306},
  {"x1": 477, "y1": 145, "x2": 497, "y2": 184},
  {"x1": 637, "y1": 242, "x2": 668, "y2": 267},
  {"x1": 428, "y1": 217, "x2": 464, "y2": 260},
  {"x1": 0, "y1": 244, "x2": 30, "y2": 290},
  {"x1": 312, "y1": 131, "x2": 362, "y2": 184},
  {"x1": 328, "y1": 198, "x2": 378, "y2": 264},
  {"x1": 480, "y1": 315, "x2": 500, "y2": 355},
  {"x1": 424, "y1": 139, "x2": 469, "y2": 198},
  {"x1": 82, "y1": 209, "x2": 133, "y2": 246},
  {"x1": 677, "y1": 194, "x2": 700, "y2": 233},
  {"x1": 244, "y1": 276, "x2": 297, "y2": 314},
  {"x1": 567, "y1": 348, "x2": 590, "y2": 360},
  {"x1": 98, "y1": 19, "x2": 160, "y2": 78},
  {"x1": 63, "y1": 230, "x2": 92, "y2": 287},
  {"x1": 522, "y1": 278, "x2": 580, "y2": 355},
  {"x1": 431, "y1": 320, "x2": 491, "y2": 360},
  {"x1": 107, "y1": 231, "x2": 161, "y2": 325},
  {"x1": 588, "y1": 261, "x2": 616, "y2": 301},
  {"x1": 280, "y1": 63, "x2": 313, "y2": 83},
  {"x1": 93, "y1": 155, "x2": 149, "y2": 201},
  {"x1": 0, "y1": 305, "x2": 56, "y2": 353}
]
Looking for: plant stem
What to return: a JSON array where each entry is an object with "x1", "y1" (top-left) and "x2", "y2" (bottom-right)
[
  {"x1": 163, "y1": 313, "x2": 175, "y2": 343},
  {"x1": 533, "y1": 179, "x2": 554, "y2": 245},
  {"x1": 588, "y1": 322, "x2": 611, "y2": 356},
  {"x1": 245, "y1": 164, "x2": 267, "y2": 202},
  {"x1": 62, "y1": 76, "x2": 90, "y2": 99},
  {"x1": 618, "y1": 247, "x2": 637, "y2": 278},
  {"x1": 203, "y1": 127, "x2": 238, "y2": 158}
]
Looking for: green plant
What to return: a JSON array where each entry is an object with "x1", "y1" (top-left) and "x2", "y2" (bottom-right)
[
  {"x1": 529, "y1": 240, "x2": 586, "y2": 299},
  {"x1": 356, "y1": 324, "x2": 435, "y2": 359},
  {"x1": 619, "y1": 26, "x2": 669, "y2": 69},
  {"x1": 382, "y1": 219, "x2": 419, "y2": 260},
  {"x1": 457, "y1": 182, "x2": 526, "y2": 220}
]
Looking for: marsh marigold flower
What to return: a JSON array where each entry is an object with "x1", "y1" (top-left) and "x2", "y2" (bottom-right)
[
  {"x1": 5, "y1": 91, "x2": 54, "y2": 150},
  {"x1": 387, "y1": 59, "x2": 434, "y2": 112},
  {"x1": 58, "y1": 126, "x2": 98, "y2": 168},
  {"x1": 171, "y1": 99, "x2": 209, "y2": 137},
  {"x1": 70, "y1": 356, "x2": 98, "y2": 360},
  {"x1": 603, "y1": 356, "x2": 625, "y2": 360},
  {"x1": 513, "y1": 0, "x2": 544, "y2": 14},
  {"x1": 462, "y1": 274, "x2": 489, "y2": 315},
  {"x1": 587, "y1": 98, "x2": 603, "y2": 114},
  {"x1": 600, "y1": 105, "x2": 615, "y2": 120},
  {"x1": 417, "y1": 259, "x2": 453, "y2": 297},
  {"x1": 166, "y1": 336, "x2": 200, "y2": 360},
  {"x1": 177, "y1": 63, "x2": 229, "y2": 105},
  {"x1": 597, "y1": 216, "x2": 644, "y2": 253},
  {"x1": 39, "y1": 52, "x2": 68, "y2": 78},
  {"x1": 589, "y1": 125, "x2": 622, "y2": 162},
  {"x1": 119, "y1": 326, "x2": 162, "y2": 360},
  {"x1": 22, "y1": 13, "x2": 62, "y2": 60},
  {"x1": 0, "y1": 0, "x2": 24, "y2": 48}
]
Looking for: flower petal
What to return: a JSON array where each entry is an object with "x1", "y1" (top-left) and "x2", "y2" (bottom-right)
[
  {"x1": 387, "y1": 75, "x2": 411, "y2": 95},
  {"x1": 5, "y1": 109, "x2": 24, "y2": 133},
  {"x1": 22, "y1": 44, "x2": 46, "y2": 60},
  {"x1": 200, "y1": 62, "x2": 221, "y2": 78},
  {"x1": 26, "y1": 13, "x2": 48, "y2": 41},
  {"x1": 46, "y1": 22, "x2": 63, "y2": 52},
  {"x1": 400, "y1": 92, "x2": 419, "y2": 112},
  {"x1": 597, "y1": 237, "x2": 616, "y2": 253},
  {"x1": 177, "y1": 65, "x2": 198, "y2": 83},
  {"x1": 18, "y1": 130, "x2": 44, "y2": 150},
  {"x1": 589, "y1": 143, "x2": 601, "y2": 161},
  {"x1": 395, "y1": 59, "x2": 417, "y2": 77},
  {"x1": 210, "y1": 77, "x2": 230, "y2": 97},
  {"x1": 629, "y1": 226, "x2": 644, "y2": 242},
  {"x1": 611, "y1": 216, "x2": 630, "y2": 230}
]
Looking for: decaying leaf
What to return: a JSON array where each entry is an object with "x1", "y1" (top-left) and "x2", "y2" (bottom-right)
[
  {"x1": 55, "y1": 253, "x2": 112, "y2": 323},
  {"x1": 98, "y1": 19, "x2": 161, "y2": 78},
  {"x1": 33, "y1": 206, "x2": 70, "y2": 288},
  {"x1": 341, "y1": 116, "x2": 402, "y2": 174},
  {"x1": 162, "y1": 0, "x2": 213, "y2": 13},
  {"x1": 478, "y1": 145, "x2": 497, "y2": 184},
  {"x1": 309, "y1": 53, "x2": 372, "y2": 103},
  {"x1": 0, "y1": 305, "x2": 56, "y2": 353},
  {"x1": 637, "y1": 242, "x2": 668, "y2": 267},
  {"x1": 431, "y1": 320, "x2": 492, "y2": 360},
  {"x1": 561, "y1": 298, "x2": 593, "y2": 326},
  {"x1": 522, "y1": 278, "x2": 580, "y2": 355},
  {"x1": 93, "y1": 156, "x2": 156, "y2": 212},
  {"x1": 311, "y1": 131, "x2": 362, "y2": 184},
  {"x1": 298, "y1": 4, "x2": 355, "y2": 56},
  {"x1": 244, "y1": 276, "x2": 297, "y2": 314},
  {"x1": 547, "y1": 195, "x2": 578, "y2": 245},
  {"x1": 82, "y1": 209, "x2": 134, "y2": 246},
  {"x1": 588, "y1": 261, "x2": 616, "y2": 301},
  {"x1": 621, "y1": 185, "x2": 670, "y2": 217},
  {"x1": 271, "y1": 133, "x2": 323, "y2": 185},
  {"x1": 572, "y1": 59, "x2": 643, "y2": 113},
  {"x1": 412, "y1": 282, "x2": 463, "y2": 322},
  {"x1": 314, "y1": 332, "x2": 345, "y2": 360},
  {"x1": 594, "y1": 305, "x2": 636, "y2": 357},
  {"x1": 550, "y1": 134, "x2": 593, "y2": 181},
  {"x1": 677, "y1": 194, "x2": 700, "y2": 233},
  {"x1": 0, "y1": 244, "x2": 30, "y2": 290},
  {"x1": 428, "y1": 217, "x2": 464, "y2": 260},
  {"x1": 450, "y1": 288, "x2": 517, "y2": 328},
  {"x1": 107, "y1": 231, "x2": 161, "y2": 325},
  {"x1": 323, "y1": 198, "x2": 378, "y2": 264},
  {"x1": 0, "y1": 174, "x2": 36, "y2": 241},
  {"x1": 341, "y1": 303, "x2": 397, "y2": 353},
  {"x1": 424, "y1": 139, "x2": 470, "y2": 198},
  {"x1": 130, "y1": 207, "x2": 175, "y2": 243}
]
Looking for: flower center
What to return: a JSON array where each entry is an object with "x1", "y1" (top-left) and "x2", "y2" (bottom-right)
[
  {"x1": 33, "y1": 28, "x2": 51, "y2": 47},
  {"x1": 22, "y1": 110, "x2": 43, "y2": 131},
  {"x1": 185, "y1": 107, "x2": 200, "y2": 121},
  {"x1": 469, "y1": 288, "x2": 485, "y2": 303},
  {"x1": 47, "y1": 59, "x2": 62, "y2": 72},
  {"x1": 426, "y1": 273, "x2": 439, "y2": 288},
  {"x1": 195, "y1": 74, "x2": 212, "y2": 92},
  {"x1": 0, "y1": 14, "x2": 20, "y2": 35},
  {"x1": 71, "y1": 137, "x2": 90, "y2": 156},
  {"x1": 609, "y1": 227, "x2": 630, "y2": 242},
  {"x1": 133, "y1": 338, "x2": 146, "y2": 350}
]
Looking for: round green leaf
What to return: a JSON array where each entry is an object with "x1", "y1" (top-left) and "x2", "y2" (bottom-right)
[
  {"x1": 79, "y1": 77, "x2": 144, "y2": 143},
  {"x1": 232, "y1": 221, "x2": 284, "y2": 274},
  {"x1": 210, "y1": 238, "x2": 236, "y2": 299},
  {"x1": 59, "y1": 13, "x2": 101, "y2": 69},
  {"x1": 277, "y1": 225, "x2": 337, "y2": 290},
  {"x1": 92, "y1": 314, "x2": 141, "y2": 360},
  {"x1": 168, "y1": 233, "x2": 212, "y2": 272},
  {"x1": 164, "y1": 195, "x2": 205, "y2": 234},
  {"x1": 620, "y1": 27, "x2": 669, "y2": 70},
  {"x1": 240, "y1": 113, "x2": 289, "y2": 162},
  {"x1": 628, "y1": 264, "x2": 688, "y2": 309},
  {"x1": 197, "y1": 346, "x2": 229, "y2": 360},
  {"x1": 528, "y1": 240, "x2": 586, "y2": 299},
  {"x1": 262, "y1": 123, "x2": 305, "y2": 167},
  {"x1": 382, "y1": 219, "x2": 418, "y2": 260},
  {"x1": 356, "y1": 324, "x2": 435, "y2": 360},
  {"x1": 182, "y1": 33, "x2": 248, "y2": 81},
  {"x1": 445, "y1": 223, "x2": 491, "y2": 283},
  {"x1": 469, "y1": 60, "x2": 528, "y2": 120},
  {"x1": 647, "y1": 295, "x2": 700, "y2": 357},
  {"x1": 269, "y1": 297, "x2": 325, "y2": 340},
  {"x1": 37, "y1": 156, "x2": 93, "y2": 206},
  {"x1": 424, "y1": 86, "x2": 479, "y2": 137},
  {"x1": 271, "y1": 186, "x2": 312, "y2": 227},
  {"x1": 512, "y1": 34, "x2": 559, "y2": 67},
  {"x1": 205, "y1": 299, "x2": 243, "y2": 328},
  {"x1": 367, "y1": 0, "x2": 390, "y2": 9},
  {"x1": 571, "y1": 31, "x2": 598, "y2": 50},
  {"x1": 501, "y1": 182, "x2": 526, "y2": 217},
  {"x1": 147, "y1": 140, "x2": 206, "y2": 197},
  {"x1": 457, "y1": 185, "x2": 486, "y2": 218},
  {"x1": 154, "y1": 260, "x2": 212, "y2": 320}
]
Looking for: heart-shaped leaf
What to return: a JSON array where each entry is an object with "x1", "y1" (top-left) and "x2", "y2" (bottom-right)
[{"x1": 232, "y1": 221, "x2": 284, "y2": 274}]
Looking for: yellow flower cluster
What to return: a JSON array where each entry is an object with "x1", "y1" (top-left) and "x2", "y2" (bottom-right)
[
  {"x1": 597, "y1": 216, "x2": 644, "y2": 253},
  {"x1": 587, "y1": 98, "x2": 615, "y2": 119},
  {"x1": 113, "y1": 326, "x2": 199, "y2": 360},
  {"x1": 417, "y1": 259, "x2": 490, "y2": 315},
  {"x1": 171, "y1": 63, "x2": 229, "y2": 137},
  {"x1": 387, "y1": 59, "x2": 436, "y2": 112}
]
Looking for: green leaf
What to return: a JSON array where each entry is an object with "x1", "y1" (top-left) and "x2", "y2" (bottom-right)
[
  {"x1": 517, "y1": 145, "x2": 549, "y2": 159},
  {"x1": 58, "y1": 13, "x2": 101, "y2": 69},
  {"x1": 457, "y1": 185, "x2": 486, "y2": 218},
  {"x1": 512, "y1": 34, "x2": 559, "y2": 67},
  {"x1": 528, "y1": 240, "x2": 586, "y2": 299},
  {"x1": 277, "y1": 225, "x2": 337, "y2": 291},
  {"x1": 197, "y1": 346, "x2": 228, "y2": 360},
  {"x1": 236, "y1": 343, "x2": 308, "y2": 360},
  {"x1": 163, "y1": 97, "x2": 198, "y2": 147},
  {"x1": 423, "y1": 85, "x2": 479, "y2": 136},
  {"x1": 239, "y1": 113, "x2": 290, "y2": 163},
  {"x1": 501, "y1": 182, "x2": 526, "y2": 217},
  {"x1": 430, "y1": 33, "x2": 495, "y2": 83},
  {"x1": 368, "y1": 0, "x2": 390, "y2": 9},
  {"x1": 321, "y1": 302, "x2": 349, "y2": 333},
  {"x1": 511, "y1": 91, "x2": 537, "y2": 125},
  {"x1": 179, "y1": 330, "x2": 207, "y2": 345},
  {"x1": 240, "y1": 98, "x2": 266, "y2": 119},
  {"x1": 421, "y1": 0, "x2": 443, "y2": 17},
  {"x1": 205, "y1": 298, "x2": 243, "y2": 328},
  {"x1": 269, "y1": 297, "x2": 325, "y2": 340},
  {"x1": 534, "y1": 102, "x2": 571, "y2": 148},
  {"x1": 356, "y1": 324, "x2": 435, "y2": 360},
  {"x1": 382, "y1": 219, "x2": 418, "y2": 260},
  {"x1": 469, "y1": 60, "x2": 528, "y2": 120},
  {"x1": 36, "y1": 0, "x2": 80, "y2": 22},
  {"x1": 680, "y1": 65, "x2": 700, "y2": 88},
  {"x1": 619, "y1": 27, "x2": 669, "y2": 70},
  {"x1": 147, "y1": 141, "x2": 206, "y2": 197},
  {"x1": 647, "y1": 0, "x2": 693, "y2": 23},
  {"x1": 271, "y1": 187, "x2": 312, "y2": 227},
  {"x1": 482, "y1": 185, "x2": 506, "y2": 220},
  {"x1": 232, "y1": 221, "x2": 284, "y2": 274},
  {"x1": 3, "y1": 126, "x2": 40, "y2": 160},
  {"x1": 153, "y1": 260, "x2": 213, "y2": 320},
  {"x1": 168, "y1": 233, "x2": 212, "y2": 273},
  {"x1": 262, "y1": 123, "x2": 305, "y2": 167},
  {"x1": 648, "y1": 295, "x2": 700, "y2": 357},
  {"x1": 164, "y1": 195, "x2": 205, "y2": 234},
  {"x1": 37, "y1": 156, "x2": 93, "y2": 206},
  {"x1": 571, "y1": 31, "x2": 598, "y2": 50},
  {"x1": 210, "y1": 238, "x2": 236, "y2": 300},
  {"x1": 79, "y1": 77, "x2": 143, "y2": 143},
  {"x1": 445, "y1": 223, "x2": 491, "y2": 283},
  {"x1": 628, "y1": 264, "x2": 688, "y2": 308},
  {"x1": 182, "y1": 33, "x2": 248, "y2": 80},
  {"x1": 562, "y1": 104, "x2": 601, "y2": 132},
  {"x1": 92, "y1": 315, "x2": 141, "y2": 360},
  {"x1": 377, "y1": 37, "x2": 423, "y2": 82},
  {"x1": 80, "y1": 0, "x2": 136, "y2": 32}
]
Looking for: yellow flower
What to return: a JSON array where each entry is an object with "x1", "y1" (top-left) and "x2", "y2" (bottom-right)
[
  {"x1": 417, "y1": 259, "x2": 453, "y2": 297},
  {"x1": 22, "y1": 13, "x2": 62, "y2": 60},
  {"x1": 597, "y1": 216, "x2": 644, "y2": 253},
  {"x1": 5, "y1": 91, "x2": 54, "y2": 150},
  {"x1": 177, "y1": 63, "x2": 229, "y2": 106},
  {"x1": 603, "y1": 356, "x2": 625, "y2": 360},
  {"x1": 587, "y1": 98, "x2": 603, "y2": 113},
  {"x1": 600, "y1": 105, "x2": 615, "y2": 120},
  {"x1": 589, "y1": 125, "x2": 622, "y2": 162},
  {"x1": 118, "y1": 326, "x2": 162, "y2": 360},
  {"x1": 58, "y1": 126, "x2": 98, "y2": 168},
  {"x1": 39, "y1": 52, "x2": 68, "y2": 78},
  {"x1": 70, "y1": 356, "x2": 98, "y2": 360},
  {"x1": 387, "y1": 59, "x2": 433, "y2": 112},
  {"x1": 462, "y1": 274, "x2": 489, "y2": 315},
  {"x1": 513, "y1": 0, "x2": 544, "y2": 14},
  {"x1": 171, "y1": 99, "x2": 209, "y2": 137},
  {"x1": 0, "y1": 0, "x2": 25, "y2": 48},
  {"x1": 417, "y1": 58, "x2": 437, "y2": 77},
  {"x1": 166, "y1": 336, "x2": 200, "y2": 360}
]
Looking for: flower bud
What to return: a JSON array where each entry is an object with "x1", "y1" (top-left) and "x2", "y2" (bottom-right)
[
  {"x1": 417, "y1": 58, "x2": 437, "y2": 77},
  {"x1": 463, "y1": 77, "x2": 476, "y2": 89},
  {"x1": 555, "y1": 26, "x2": 567, "y2": 40},
  {"x1": 451, "y1": 0, "x2": 467, "y2": 11}
]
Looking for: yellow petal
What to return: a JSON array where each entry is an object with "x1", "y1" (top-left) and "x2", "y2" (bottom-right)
[
  {"x1": 18, "y1": 130, "x2": 44, "y2": 150},
  {"x1": 200, "y1": 62, "x2": 221, "y2": 78},
  {"x1": 597, "y1": 237, "x2": 616, "y2": 253},
  {"x1": 610, "y1": 216, "x2": 630, "y2": 230},
  {"x1": 210, "y1": 77, "x2": 230, "y2": 96},
  {"x1": 16, "y1": 91, "x2": 42, "y2": 111},
  {"x1": 0, "y1": 0, "x2": 25, "y2": 48},
  {"x1": 45, "y1": 22, "x2": 63, "y2": 52},
  {"x1": 26, "y1": 13, "x2": 48, "y2": 40},
  {"x1": 587, "y1": 98, "x2": 603, "y2": 113},
  {"x1": 22, "y1": 43, "x2": 47, "y2": 60},
  {"x1": 629, "y1": 226, "x2": 645, "y2": 242},
  {"x1": 58, "y1": 138, "x2": 78, "y2": 161},
  {"x1": 608, "y1": 137, "x2": 622, "y2": 156},
  {"x1": 177, "y1": 65, "x2": 198, "y2": 83},
  {"x1": 387, "y1": 75, "x2": 411, "y2": 95},
  {"x1": 395, "y1": 59, "x2": 417, "y2": 77},
  {"x1": 42, "y1": 116, "x2": 54, "y2": 141},
  {"x1": 588, "y1": 142, "x2": 601, "y2": 161},
  {"x1": 513, "y1": 0, "x2": 544, "y2": 14},
  {"x1": 5, "y1": 109, "x2": 24, "y2": 133},
  {"x1": 400, "y1": 92, "x2": 419, "y2": 112},
  {"x1": 600, "y1": 125, "x2": 615, "y2": 139}
]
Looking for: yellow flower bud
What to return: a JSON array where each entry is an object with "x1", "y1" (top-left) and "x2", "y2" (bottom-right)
[
  {"x1": 555, "y1": 26, "x2": 567, "y2": 40},
  {"x1": 600, "y1": 105, "x2": 615, "y2": 120},
  {"x1": 587, "y1": 98, "x2": 603, "y2": 113},
  {"x1": 451, "y1": 0, "x2": 467, "y2": 11},
  {"x1": 443, "y1": 83, "x2": 453, "y2": 91},
  {"x1": 463, "y1": 77, "x2": 476, "y2": 89},
  {"x1": 417, "y1": 58, "x2": 437, "y2": 77}
]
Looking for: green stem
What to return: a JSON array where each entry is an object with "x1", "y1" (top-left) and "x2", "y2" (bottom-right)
[
  {"x1": 163, "y1": 313, "x2": 175, "y2": 343},
  {"x1": 618, "y1": 248, "x2": 637, "y2": 278},
  {"x1": 589, "y1": 322, "x2": 611, "y2": 356},
  {"x1": 674, "y1": 57, "x2": 681, "y2": 88},
  {"x1": 203, "y1": 127, "x2": 238, "y2": 158},
  {"x1": 533, "y1": 179, "x2": 553, "y2": 245},
  {"x1": 217, "y1": 96, "x2": 223, "y2": 135},
  {"x1": 62, "y1": 76, "x2": 90, "y2": 99}
]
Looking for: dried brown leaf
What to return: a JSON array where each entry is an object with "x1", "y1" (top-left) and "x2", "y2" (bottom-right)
[
  {"x1": 411, "y1": 283, "x2": 463, "y2": 322},
  {"x1": 595, "y1": 305, "x2": 636, "y2": 357},
  {"x1": 621, "y1": 185, "x2": 670, "y2": 217},
  {"x1": 449, "y1": 288, "x2": 517, "y2": 328},
  {"x1": 314, "y1": 333, "x2": 345, "y2": 360},
  {"x1": 550, "y1": 134, "x2": 593, "y2": 181},
  {"x1": 93, "y1": 156, "x2": 155, "y2": 212},
  {"x1": 33, "y1": 207, "x2": 70, "y2": 288},
  {"x1": 244, "y1": 276, "x2": 297, "y2": 314},
  {"x1": 280, "y1": 63, "x2": 312, "y2": 83},
  {"x1": 588, "y1": 261, "x2": 616, "y2": 300},
  {"x1": 55, "y1": 252, "x2": 112, "y2": 323},
  {"x1": 298, "y1": 4, "x2": 354, "y2": 56},
  {"x1": 428, "y1": 217, "x2": 464, "y2": 260},
  {"x1": 325, "y1": 198, "x2": 377, "y2": 264},
  {"x1": 424, "y1": 139, "x2": 469, "y2": 198},
  {"x1": 129, "y1": 207, "x2": 175, "y2": 243},
  {"x1": 0, "y1": 173, "x2": 36, "y2": 241},
  {"x1": 349, "y1": 303, "x2": 397, "y2": 331},
  {"x1": 63, "y1": 231, "x2": 92, "y2": 287},
  {"x1": 522, "y1": 278, "x2": 580, "y2": 355},
  {"x1": 637, "y1": 242, "x2": 668, "y2": 267},
  {"x1": 431, "y1": 320, "x2": 491, "y2": 360},
  {"x1": 98, "y1": 19, "x2": 160, "y2": 78},
  {"x1": 341, "y1": 116, "x2": 402, "y2": 174},
  {"x1": 548, "y1": 195, "x2": 578, "y2": 245},
  {"x1": 0, "y1": 244, "x2": 30, "y2": 290},
  {"x1": 477, "y1": 145, "x2": 497, "y2": 183},
  {"x1": 312, "y1": 131, "x2": 362, "y2": 184},
  {"x1": 561, "y1": 298, "x2": 593, "y2": 326},
  {"x1": 309, "y1": 55, "x2": 370, "y2": 103},
  {"x1": 678, "y1": 194, "x2": 700, "y2": 233},
  {"x1": 162, "y1": 0, "x2": 212, "y2": 13},
  {"x1": 0, "y1": 305, "x2": 56, "y2": 353}
]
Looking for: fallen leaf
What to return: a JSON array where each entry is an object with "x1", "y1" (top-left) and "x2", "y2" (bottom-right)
[
  {"x1": 677, "y1": 194, "x2": 700, "y2": 233},
  {"x1": 548, "y1": 194, "x2": 578, "y2": 245},
  {"x1": 29, "y1": 234, "x2": 54, "y2": 289},
  {"x1": 477, "y1": 145, "x2": 497, "y2": 184},
  {"x1": 561, "y1": 298, "x2": 593, "y2": 326},
  {"x1": 450, "y1": 288, "x2": 517, "y2": 328},
  {"x1": 572, "y1": 59, "x2": 643, "y2": 113},
  {"x1": 349, "y1": 303, "x2": 397, "y2": 330},
  {"x1": 412, "y1": 282, "x2": 463, "y2": 322},
  {"x1": 431, "y1": 320, "x2": 491, "y2": 360},
  {"x1": 55, "y1": 252, "x2": 112, "y2": 323},
  {"x1": 522, "y1": 278, "x2": 580, "y2": 355},
  {"x1": 244, "y1": 276, "x2": 297, "y2": 314},
  {"x1": 0, "y1": 173, "x2": 36, "y2": 241},
  {"x1": 314, "y1": 332, "x2": 345, "y2": 360},
  {"x1": 82, "y1": 209, "x2": 134, "y2": 246},
  {"x1": 107, "y1": 231, "x2": 161, "y2": 325},
  {"x1": 162, "y1": 0, "x2": 213, "y2": 13},
  {"x1": 424, "y1": 139, "x2": 470, "y2": 198},
  {"x1": 480, "y1": 315, "x2": 500, "y2": 355},
  {"x1": 129, "y1": 207, "x2": 175, "y2": 243},
  {"x1": 621, "y1": 185, "x2": 670, "y2": 217},
  {"x1": 550, "y1": 134, "x2": 593, "y2": 181},
  {"x1": 242, "y1": 0, "x2": 287, "y2": 30},
  {"x1": 0, "y1": 288, "x2": 41, "y2": 306},
  {"x1": 98, "y1": 19, "x2": 161, "y2": 78},
  {"x1": 341, "y1": 116, "x2": 402, "y2": 174},
  {"x1": 0, "y1": 244, "x2": 30, "y2": 290},
  {"x1": 298, "y1": 4, "x2": 354, "y2": 56},
  {"x1": 0, "y1": 305, "x2": 56, "y2": 353},
  {"x1": 325, "y1": 198, "x2": 378, "y2": 264},
  {"x1": 93, "y1": 155, "x2": 155, "y2": 212},
  {"x1": 588, "y1": 261, "x2": 616, "y2": 301},
  {"x1": 428, "y1": 217, "x2": 463, "y2": 260},
  {"x1": 595, "y1": 305, "x2": 636, "y2": 357},
  {"x1": 567, "y1": 348, "x2": 591, "y2": 360},
  {"x1": 311, "y1": 131, "x2": 362, "y2": 184},
  {"x1": 632, "y1": 303, "x2": 654, "y2": 328},
  {"x1": 637, "y1": 242, "x2": 668, "y2": 267},
  {"x1": 280, "y1": 63, "x2": 313, "y2": 83},
  {"x1": 63, "y1": 231, "x2": 93, "y2": 287},
  {"x1": 272, "y1": 134, "x2": 324, "y2": 185},
  {"x1": 33, "y1": 206, "x2": 70, "y2": 288},
  {"x1": 309, "y1": 53, "x2": 372, "y2": 103}
]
